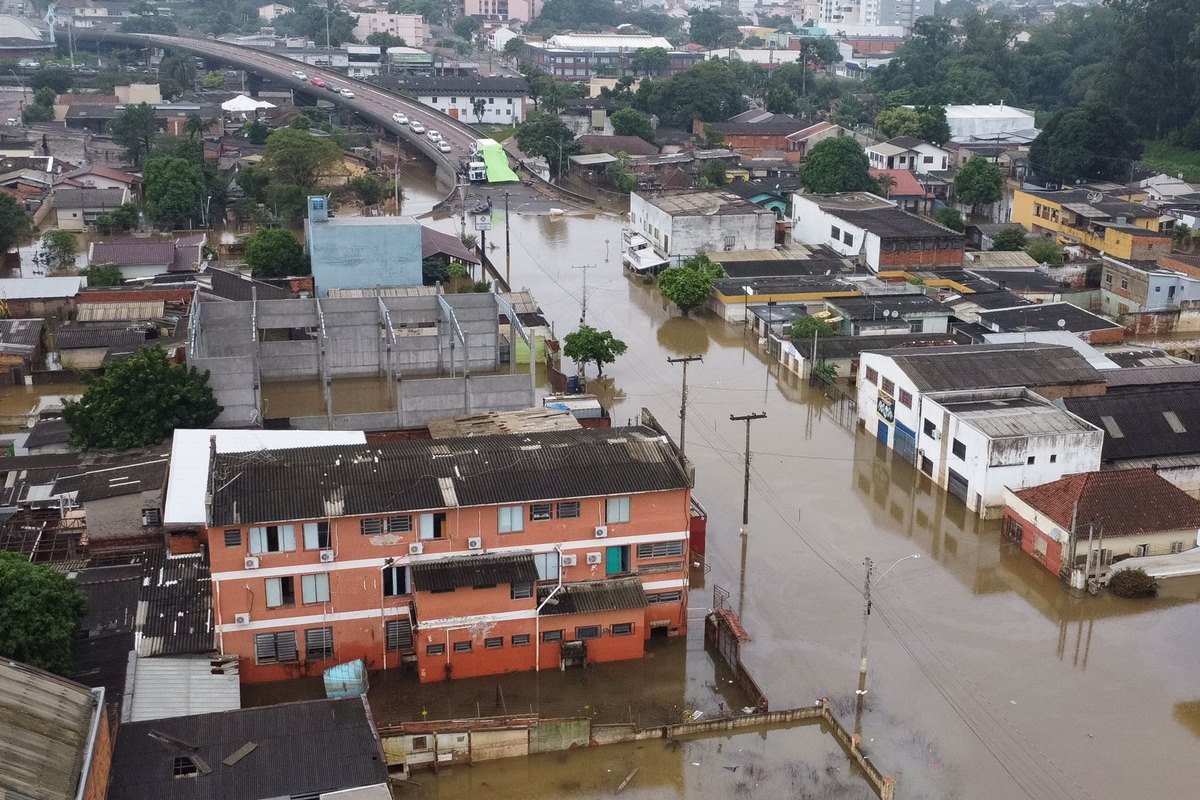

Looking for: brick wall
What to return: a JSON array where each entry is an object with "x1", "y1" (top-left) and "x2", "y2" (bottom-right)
[
  {"x1": 81, "y1": 704, "x2": 115, "y2": 800},
  {"x1": 879, "y1": 247, "x2": 964, "y2": 270}
]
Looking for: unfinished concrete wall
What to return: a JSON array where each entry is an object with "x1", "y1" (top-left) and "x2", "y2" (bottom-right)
[
  {"x1": 195, "y1": 354, "x2": 258, "y2": 426},
  {"x1": 258, "y1": 340, "x2": 320, "y2": 381}
]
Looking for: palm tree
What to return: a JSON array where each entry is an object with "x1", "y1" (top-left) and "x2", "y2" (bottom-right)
[
  {"x1": 184, "y1": 114, "x2": 204, "y2": 140},
  {"x1": 875, "y1": 172, "x2": 895, "y2": 199}
]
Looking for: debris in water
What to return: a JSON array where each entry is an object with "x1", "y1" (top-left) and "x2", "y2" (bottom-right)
[{"x1": 741, "y1": 707, "x2": 755, "y2": 714}]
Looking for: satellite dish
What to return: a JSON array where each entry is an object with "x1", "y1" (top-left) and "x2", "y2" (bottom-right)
[
  {"x1": 1086, "y1": 191, "x2": 1103, "y2": 204},
  {"x1": 1057, "y1": 319, "x2": 1066, "y2": 329}
]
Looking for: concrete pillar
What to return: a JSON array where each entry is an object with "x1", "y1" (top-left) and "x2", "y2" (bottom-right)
[
  {"x1": 881, "y1": 776, "x2": 896, "y2": 800},
  {"x1": 851, "y1": 733, "x2": 861, "y2": 755}
]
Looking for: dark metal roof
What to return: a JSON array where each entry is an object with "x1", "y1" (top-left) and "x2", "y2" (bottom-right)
[
  {"x1": 206, "y1": 267, "x2": 292, "y2": 301},
  {"x1": 965, "y1": 269, "x2": 1065, "y2": 293},
  {"x1": 72, "y1": 563, "x2": 141, "y2": 706},
  {"x1": 828, "y1": 294, "x2": 950, "y2": 319},
  {"x1": 0, "y1": 318, "x2": 43, "y2": 350},
  {"x1": 834, "y1": 207, "x2": 964, "y2": 240},
  {"x1": 707, "y1": 115, "x2": 811, "y2": 135},
  {"x1": 90, "y1": 238, "x2": 175, "y2": 267},
  {"x1": 53, "y1": 187, "x2": 127, "y2": 210},
  {"x1": 725, "y1": 178, "x2": 784, "y2": 202},
  {"x1": 421, "y1": 226, "x2": 479, "y2": 264},
  {"x1": 874, "y1": 343, "x2": 1104, "y2": 392},
  {"x1": 793, "y1": 332, "x2": 969, "y2": 360},
  {"x1": 977, "y1": 302, "x2": 1122, "y2": 334},
  {"x1": 108, "y1": 698, "x2": 387, "y2": 800},
  {"x1": 538, "y1": 576, "x2": 647, "y2": 616},
  {"x1": 55, "y1": 325, "x2": 147, "y2": 350},
  {"x1": 51, "y1": 455, "x2": 168, "y2": 502},
  {"x1": 136, "y1": 549, "x2": 215, "y2": 657},
  {"x1": 391, "y1": 74, "x2": 529, "y2": 96},
  {"x1": 1104, "y1": 364, "x2": 1200, "y2": 389},
  {"x1": 718, "y1": 258, "x2": 852, "y2": 279},
  {"x1": 412, "y1": 553, "x2": 538, "y2": 592},
  {"x1": 950, "y1": 289, "x2": 1032, "y2": 310},
  {"x1": 24, "y1": 417, "x2": 70, "y2": 449},
  {"x1": 1061, "y1": 387, "x2": 1200, "y2": 461},
  {"x1": 210, "y1": 426, "x2": 690, "y2": 527},
  {"x1": 578, "y1": 134, "x2": 659, "y2": 157}
]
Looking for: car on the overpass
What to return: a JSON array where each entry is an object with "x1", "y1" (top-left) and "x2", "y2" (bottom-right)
[
  {"x1": 437, "y1": 140, "x2": 452, "y2": 153},
  {"x1": 310, "y1": 77, "x2": 325, "y2": 88},
  {"x1": 409, "y1": 121, "x2": 426, "y2": 134},
  {"x1": 292, "y1": 70, "x2": 307, "y2": 80},
  {"x1": 392, "y1": 112, "x2": 408, "y2": 125},
  {"x1": 340, "y1": 88, "x2": 355, "y2": 98}
]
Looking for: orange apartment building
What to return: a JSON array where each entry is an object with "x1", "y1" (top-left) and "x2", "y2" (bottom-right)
[{"x1": 201, "y1": 420, "x2": 694, "y2": 684}]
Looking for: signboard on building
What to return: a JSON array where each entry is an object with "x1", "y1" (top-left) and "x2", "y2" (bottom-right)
[{"x1": 876, "y1": 393, "x2": 895, "y2": 422}]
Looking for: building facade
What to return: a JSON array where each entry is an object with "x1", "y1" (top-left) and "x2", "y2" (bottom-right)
[
  {"x1": 465, "y1": 0, "x2": 539, "y2": 21},
  {"x1": 522, "y1": 35, "x2": 702, "y2": 81},
  {"x1": 624, "y1": 190, "x2": 777, "y2": 274},
  {"x1": 395, "y1": 76, "x2": 528, "y2": 124},
  {"x1": 866, "y1": 137, "x2": 950, "y2": 174},
  {"x1": 351, "y1": 12, "x2": 427, "y2": 45},
  {"x1": 304, "y1": 196, "x2": 422, "y2": 292},
  {"x1": 1012, "y1": 189, "x2": 1172, "y2": 261},
  {"x1": 197, "y1": 421, "x2": 693, "y2": 684},
  {"x1": 1099, "y1": 255, "x2": 1200, "y2": 316}
]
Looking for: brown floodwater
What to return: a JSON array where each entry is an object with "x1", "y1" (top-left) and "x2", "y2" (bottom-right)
[
  {"x1": 408, "y1": 198, "x2": 1200, "y2": 799},
  {"x1": 0, "y1": 382, "x2": 86, "y2": 430}
]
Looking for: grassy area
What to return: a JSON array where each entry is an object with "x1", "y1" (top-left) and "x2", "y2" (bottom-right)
[
  {"x1": 1141, "y1": 140, "x2": 1200, "y2": 182},
  {"x1": 476, "y1": 124, "x2": 516, "y2": 143}
]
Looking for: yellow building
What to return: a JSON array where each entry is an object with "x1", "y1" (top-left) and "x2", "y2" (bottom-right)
[{"x1": 1011, "y1": 189, "x2": 1172, "y2": 261}]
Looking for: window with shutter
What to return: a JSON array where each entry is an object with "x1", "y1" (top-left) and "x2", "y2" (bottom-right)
[
  {"x1": 255, "y1": 631, "x2": 298, "y2": 664},
  {"x1": 305, "y1": 627, "x2": 333, "y2": 660},
  {"x1": 386, "y1": 618, "x2": 413, "y2": 652},
  {"x1": 636, "y1": 540, "x2": 685, "y2": 559}
]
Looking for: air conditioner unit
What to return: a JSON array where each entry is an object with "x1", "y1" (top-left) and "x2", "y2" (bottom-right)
[
  {"x1": 561, "y1": 554, "x2": 577, "y2": 567},
  {"x1": 594, "y1": 525, "x2": 609, "y2": 538},
  {"x1": 467, "y1": 537, "x2": 482, "y2": 550},
  {"x1": 234, "y1": 612, "x2": 251, "y2": 625},
  {"x1": 319, "y1": 549, "x2": 336, "y2": 563},
  {"x1": 243, "y1": 556, "x2": 260, "y2": 570},
  {"x1": 409, "y1": 543, "x2": 424, "y2": 556},
  {"x1": 931, "y1": 429, "x2": 941, "y2": 440},
  {"x1": 586, "y1": 552, "x2": 602, "y2": 565}
]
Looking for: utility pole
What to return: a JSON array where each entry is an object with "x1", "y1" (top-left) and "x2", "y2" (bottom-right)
[
  {"x1": 503, "y1": 190, "x2": 511, "y2": 286},
  {"x1": 729, "y1": 412, "x2": 767, "y2": 534},
  {"x1": 859, "y1": 557, "x2": 873, "y2": 678},
  {"x1": 667, "y1": 355, "x2": 702, "y2": 457},
  {"x1": 572, "y1": 264, "x2": 596, "y2": 326}
]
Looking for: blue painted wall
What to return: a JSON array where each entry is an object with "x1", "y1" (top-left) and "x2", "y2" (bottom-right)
[{"x1": 305, "y1": 206, "x2": 423, "y2": 294}]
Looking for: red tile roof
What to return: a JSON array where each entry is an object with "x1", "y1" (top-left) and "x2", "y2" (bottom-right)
[
  {"x1": 870, "y1": 168, "x2": 930, "y2": 199},
  {"x1": 90, "y1": 238, "x2": 174, "y2": 267},
  {"x1": 1014, "y1": 469, "x2": 1200, "y2": 538}
]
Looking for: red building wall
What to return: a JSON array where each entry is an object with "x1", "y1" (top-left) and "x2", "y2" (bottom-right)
[
  {"x1": 1004, "y1": 507, "x2": 1063, "y2": 576},
  {"x1": 879, "y1": 245, "x2": 965, "y2": 270}
]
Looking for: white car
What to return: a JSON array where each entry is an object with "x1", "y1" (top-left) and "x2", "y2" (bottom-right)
[
  {"x1": 391, "y1": 112, "x2": 409, "y2": 125},
  {"x1": 409, "y1": 121, "x2": 426, "y2": 134},
  {"x1": 437, "y1": 140, "x2": 452, "y2": 153},
  {"x1": 292, "y1": 70, "x2": 307, "y2": 80},
  {"x1": 340, "y1": 89, "x2": 355, "y2": 98},
  {"x1": 426, "y1": 129, "x2": 442, "y2": 142}
]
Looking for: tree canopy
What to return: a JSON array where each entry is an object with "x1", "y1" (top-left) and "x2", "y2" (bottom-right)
[
  {"x1": 688, "y1": 9, "x2": 741, "y2": 48},
  {"x1": 658, "y1": 254, "x2": 724, "y2": 317},
  {"x1": 954, "y1": 156, "x2": 1004, "y2": 211},
  {"x1": 0, "y1": 552, "x2": 86, "y2": 676},
  {"x1": 611, "y1": 107, "x2": 655, "y2": 143},
  {"x1": 633, "y1": 60, "x2": 747, "y2": 129},
  {"x1": 1029, "y1": 102, "x2": 1143, "y2": 184},
  {"x1": 991, "y1": 227, "x2": 1028, "y2": 251},
  {"x1": 262, "y1": 128, "x2": 343, "y2": 193},
  {"x1": 80, "y1": 262, "x2": 124, "y2": 287},
  {"x1": 144, "y1": 156, "x2": 206, "y2": 230},
  {"x1": 563, "y1": 325, "x2": 628, "y2": 377},
  {"x1": 875, "y1": 105, "x2": 950, "y2": 144},
  {"x1": 245, "y1": 227, "x2": 308, "y2": 278},
  {"x1": 788, "y1": 315, "x2": 839, "y2": 340},
  {"x1": 514, "y1": 111, "x2": 581, "y2": 176},
  {"x1": 0, "y1": 193, "x2": 31, "y2": 254},
  {"x1": 801, "y1": 138, "x2": 876, "y2": 194},
  {"x1": 109, "y1": 103, "x2": 158, "y2": 168},
  {"x1": 1026, "y1": 239, "x2": 1064, "y2": 266},
  {"x1": 933, "y1": 207, "x2": 965, "y2": 232},
  {"x1": 63, "y1": 347, "x2": 221, "y2": 448}
]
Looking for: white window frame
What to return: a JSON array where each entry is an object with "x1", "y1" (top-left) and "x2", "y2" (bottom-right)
[
  {"x1": 498, "y1": 505, "x2": 524, "y2": 533},
  {"x1": 249, "y1": 524, "x2": 296, "y2": 554},
  {"x1": 301, "y1": 573, "x2": 330, "y2": 604},
  {"x1": 533, "y1": 551, "x2": 560, "y2": 581},
  {"x1": 606, "y1": 497, "x2": 631, "y2": 524},
  {"x1": 303, "y1": 521, "x2": 329, "y2": 550}
]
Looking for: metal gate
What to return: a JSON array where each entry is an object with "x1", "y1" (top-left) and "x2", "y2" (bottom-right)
[
  {"x1": 947, "y1": 468, "x2": 969, "y2": 503},
  {"x1": 894, "y1": 421, "x2": 917, "y2": 465}
]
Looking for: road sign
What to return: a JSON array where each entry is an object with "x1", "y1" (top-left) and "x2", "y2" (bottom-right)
[{"x1": 474, "y1": 214, "x2": 492, "y2": 231}]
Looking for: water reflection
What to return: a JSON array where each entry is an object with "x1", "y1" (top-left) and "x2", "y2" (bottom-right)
[{"x1": 655, "y1": 317, "x2": 710, "y2": 357}]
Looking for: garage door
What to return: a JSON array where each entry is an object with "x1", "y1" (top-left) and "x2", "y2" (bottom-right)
[
  {"x1": 894, "y1": 421, "x2": 917, "y2": 465},
  {"x1": 947, "y1": 468, "x2": 969, "y2": 503}
]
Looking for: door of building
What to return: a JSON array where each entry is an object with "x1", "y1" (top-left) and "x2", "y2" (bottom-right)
[
  {"x1": 605, "y1": 545, "x2": 629, "y2": 575},
  {"x1": 894, "y1": 421, "x2": 917, "y2": 465},
  {"x1": 876, "y1": 420, "x2": 889, "y2": 445},
  {"x1": 947, "y1": 468, "x2": 969, "y2": 503}
]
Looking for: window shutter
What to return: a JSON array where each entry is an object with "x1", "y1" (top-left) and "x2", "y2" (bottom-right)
[
  {"x1": 265, "y1": 578, "x2": 282, "y2": 608},
  {"x1": 275, "y1": 631, "x2": 298, "y2": 662},
  {"x1": 386, "y1": 618, "x2": 413, "y2": 651}
]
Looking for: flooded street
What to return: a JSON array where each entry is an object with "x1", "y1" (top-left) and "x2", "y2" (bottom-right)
[{"x1": 409, "y1": 183, "x2": 1200, "y2": 799}]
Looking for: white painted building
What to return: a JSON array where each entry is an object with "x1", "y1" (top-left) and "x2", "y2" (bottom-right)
[
  {"x1": 351, "y1": 12, "x2": 428, "y2": 45},
  {"x1": 489, "y1": 26, "x2": 521, "y2": 52},
  {"x1": 943, "y1": 104, "x2": 1037, "y2": 143},
  {"x1": 919, "y1": 387, "x2": 1103, "y2": 518},
  {"x1": 817, "y1": 0, "x2": 925, "y2": 34},
  {"x1": 394, "y1": 76, "x2": 528, "y2": 124},
  {"x1": 257, "y1": 3, "x2": 293, "y2": 22},
  {"x1": 866, "y1": 137, "x2": 950, "y2": 174},
  {"x1": 624, "y1": 190, "x2": 778, "y2": 274}
]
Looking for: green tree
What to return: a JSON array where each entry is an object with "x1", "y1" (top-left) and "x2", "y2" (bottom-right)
[
  {"x1": 202, "y1": 70, "x2": 225, "y2": 90},
  {"x1": 765, "y1": 84, "x2": 799, "y2": 115},
  {"x1": 262, "y1": 128, "x2": 343, "y2": 191},
  {"x1": 1108, "y1": 567, "x2": 1158, "y2": 598},
  {"x1": 688, "y1": 9, "x2": 741, "y2": 48},
  {"x1": 563, "y1": 325, "x2": 628, "y2": 376},
  {"x1": 0, "y1": 552, "x2": 86, "y2": 676},
  {"x1": 245, "y1": 227, "x2": 308, "y2": 278},
  {"x1": 144, "y1": 156, "x2": 206, "y2": 230},
  {"x1": 1026, "y1": 239, "x2": 1063, "y2": 266},
  {"x1": 610, "y1": 107, "x2": 655, "y2": 143},
  {"x1": 472, "y1": 97, "x2": 487, "y2": 124},
  {"x1": 184, "y1": 114, "x2": 206, "y2": 140},
  {"x1": 788, "y1": 315, "x2": 839, "y2": 339},
  {"x1": 503, "y1": 37, "x2": 525, "y2": 58},
  {"x1": 33, "y1": 229, "x2": 77, "y2": 273},
  {"x1": 990, "y1": 227, "x2": 1028, "y2": 251},
  {"x1": 243, "y1": 119, "x2": 270, "y2": 145},
  {"x1": 514, "y1": 111, "x2": 581, "y2": 177},
  {"x1": 934, "y1": 206, "x2": 965, "y2": 232},
  {"x1": 954, "y1": 156, "x2": 1004, "y2": 214},
  {"x1": 452, "y1": 15, "x2": 481, "y2": 40},
  {"x1": 33, "y1": 86, "x2": 56, "y2": 108},
  {"x1": 94, "y1": 203, "x2": 139, "y2": 236},
  {"x1": 1029, "y1": 102, "x2": 1143, "y2": 183},
  {"x1": 29, "y1": 66, "x2": 71, "y2": 94},
  {"x1": 366, "y1": 31, "x2": 407, "y2": 48},
  {"x1": 64, "y1": 347, "x2": 221, "y2": 448},
  {"x1": 605, "y1": 154, "x2": 637, "y2": 192},
  {"x1": 658, "y1": 253, "x2": 724, "y2": 317},
  {"x1": 109, "y1": 102, "x2": 158, "y2": 167},
  {"x1": 80, "y1": 262, "x2": 124, "y2": 287},
  {"x1": 274, "y1": 4, "x2": 357, "y2": 47},
  {"x1": 633, "y1": 59, "x2": 746, "y2": 128},
  {"x1": 698, "y1": 159, "x2": 726, "y2": 187},
  {"x1": 159, "y1": 52, "x2": 197, "y2": 95},
  {"x1": 0, "y1": 193, "x2": 32, "y2": 252},
  {"x1": 631, "y1": 46, "x2": 671, "y2": 77},
  {"x1": 801, "y1": 137, "x2": 876, "y2": 194},
  {"x1": 875, "y1": 106, "x2": 925, "y2": 138},
  {"x1": 349, "y1": 174, "x2": 383, "y2": 206}
]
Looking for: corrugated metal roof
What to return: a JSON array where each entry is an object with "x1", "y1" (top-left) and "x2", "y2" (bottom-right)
[
  {"x1": 427, "y1": 408, "x2": 581, "y2": 439},
  {"x1": 108, "y1": 698, "x2": 387, "y2": 800},
  {"x1": 0, "y1": 276, "x2": 86, "y2": 299},
  {"x1": 411, "y1": 553, "x2": 538, "y2": 592},
  {"x1": 0, "y1": 659, "x2": 100, "y2": 800},
  {"x1": 136, "y1": 550, "x2": 215, "y2": 657},
  {"x1": 76, "y1": 301, "x2": 166, "y2": 322},
  {"x1": 1103, "y1": 364, "x2": 1200, "y2": 388},
  {"x1": 878, "y1": 343, "x2": 1103, "y2": 392},
  {"x1": 124, "y1": 656, "x2": 240, "y2": 723},
  {"x1": 0, "y1": 318, "x2": 43, "y2": 349},
  {"x1": 51, "y1": 455, "x2": 168, "y2": 502},
  {"x1": 90, "y1": 238, "x2": 175, "y2": 267},
  {"x1": 55, "y1": 325, "x2": 147, "y2": 350},
  {"x1": 539, "y1": 576, "x2": 647, "y2": 616},
  {"x1": 1062, "y1": 386, "x2": 1200, "y2": 461},
  {"x1": 209, "y1": 426, "x2": 690, "y2": 527}
]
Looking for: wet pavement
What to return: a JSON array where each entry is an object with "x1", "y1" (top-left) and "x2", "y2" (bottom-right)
[{"x1": 405, "y1": 173, "x2": 1200, "y2": 799}]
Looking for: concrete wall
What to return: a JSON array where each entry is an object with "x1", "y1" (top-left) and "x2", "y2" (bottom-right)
[
  {"x1": 305, "y1": 217, "x2": 423, "y2": 295},
  {"x1": 791, "y1": 197, "x2": 868, "y2": 260}
]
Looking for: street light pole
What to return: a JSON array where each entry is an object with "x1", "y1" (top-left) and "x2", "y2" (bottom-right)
[
  {"x1": 667, "y1": 355, "x2": 702, "y2": 457},
  {"x1": 729, "y1": 412, "x2": 767, "y2": 534},
  {"x1": 858, "y1": 553, "x2": 920, "y2": 680},
  {"x1": 503, "y1": 190, "x2": 511, "y2": 285}
]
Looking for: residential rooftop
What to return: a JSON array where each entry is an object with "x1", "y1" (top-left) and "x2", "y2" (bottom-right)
[
  {"x1": 1019, "y1": 188, "x2": 1156, "y2": 220},
  {"x1": 392, "y1": 74, "x2": 528, "y2": 96},
  {"x1": 1061, "y1": 386, "x2": 1200, "y2": 462},
  {"x1": 711, "y1": 275, "x2": 858, "y2": 297},
  {"x1": 1104, "y1": 364, "x2": 1200, "y2": 389},
  {"x1": 828, "y1": 294, "x2": 950, "y2": 319},
  {"x1": 966, "y1": 268, "x2": 1064, "y2": 291},
  {"x1": 706, "y1": 114, "x2": 811, "y2": 136},
  {"x1": 208, "y1": 425, "x2": 689, "y2": 527},
  {"x1": 926, "y1": 387, "x2": 1099, "y2": 438},
  {"x1": 1014, "y1": 469, "x2": 1200, "y2": 538},
  {"x1": 833, "y1": 207, "x2": 964, "y2": 240},
  {"x1": 108, "y1": 698, "x2": 388, "y2": 800},
  {"x1": 799, "y1": 191, "x2": 895, "y2": 213},
  {"x1": 539, "y1": 576, "x2": 647, "y2": 616},
  {"x1": 870, "y1": 342, "x2": 1104, "y2": 392},
  {"x1": 639, "y1": 190, "x2": 774, "y2": 217},
  {"x1": 411, "y1": 552, "x2": 539, "y2": 593},
  {"x1": 792, "y1": 332, "x2": 968, "y2": 360},
  {"x1": 977, "y1": 302, "x2": 1122, "y2": 334}
]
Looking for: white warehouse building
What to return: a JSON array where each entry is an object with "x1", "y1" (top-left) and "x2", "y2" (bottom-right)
[
  {"x1": 392, "y1": 76, "x2": 528, "y2": 124},
  {"x1": 624, "y1": 190, "x2": 778, "y2": 275}
]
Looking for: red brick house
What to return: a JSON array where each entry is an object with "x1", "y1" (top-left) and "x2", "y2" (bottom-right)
[{"x1": 1003, "y1": 469, "x2": 1200, "y2": 585}]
